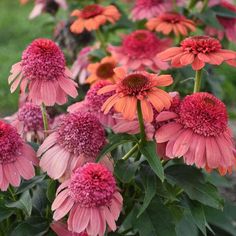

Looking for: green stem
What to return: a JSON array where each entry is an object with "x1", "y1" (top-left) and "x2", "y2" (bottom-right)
[
  {"x1": 193, "y1": 69, "x2": 202, "y2": 93},
  {"x1": 188, "y1": 0, "x2": 198, "y2": 10},
  {"x1": 122, "y1": 143, "x2": 139, "y2": 161},
  {"x1": 137, "y1": 100, "x2": 146, "y2": 145},
  {"x1": 41, "y1": 103, "x2": 48, "y2": 133},
  {"x1": 96, "y1": 29, "x2": 107, "y2": 52},
  {"x1": 201, "y1": 0, "x2": 209, "y2": 13}
]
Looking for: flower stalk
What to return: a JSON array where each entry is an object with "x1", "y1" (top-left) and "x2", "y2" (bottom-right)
[
  {"x1": 137, "y1": 100, "x2": 146, "y2": 145},
  {"x1": 193, "y1": 69, "x2": 202, "y2": 93},
  {"x1": 41, "y1": 103, "x2": 49, "y2": 133}
]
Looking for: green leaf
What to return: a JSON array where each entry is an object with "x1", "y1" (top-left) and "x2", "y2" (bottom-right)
[
  {"x1": 197, "y1": 9, "x2": 222, "y2": 29},
  {"x1": 137, "y1": 166, "x2": 157, "y2": 217},
  {"x1": 16, "y1": 175, "x2": 46, "y2": 194},
  {"x1": 140, "y1": 141, "x2": 164, "y2": 182},
  {"x1": 0, "y1": 206, "x2": 14, "y2": 222},
  {"x1": 212, "y1": 5, "x2": 236, "y2": 18},
  {"x1": 165, "y1": 165, "x2": 224, "y2": 209},
  {"x1": 176, "y1": 214, "x2": 199, "y2": 236},
  {"x1": 6, "y1": 191, "x2": 32, "y2": 216},
  {"x1": 46, "y1": 179, "x2": 57, "y2": 202},
  {"x1": 96, "y1": 134, "x2": 137, "y2": 162}
]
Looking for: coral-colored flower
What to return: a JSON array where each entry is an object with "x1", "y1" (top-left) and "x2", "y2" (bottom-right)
[
  {"x1": 71, "y1": 47, "x2": 93, "y2": 85},
  {"x1": 51, "y1": 221, "x2": 87, "y2": 236},
  {"x1": 52, "y1": 163, "x2": 123, "y2": 236},
  {"x1": 29, "y1": 0, "x2": 68, "y2": 19},
  {"x1": 109, "y1": 30, "x2": 171, "y2": 71},
  {"x1": 98, "y1": 67, "x2": 173, "y2": 122},
  {"x1": 0, "y1": 120, "x2": 38, "y2": 191},
  {"x1": 131, "y1": 0, "x2": 185, "y2": 20},
  {"x1": 146, "y1": 12, "x2": 196, "y2": 36},
  {"x1": 155, "y1": 92, "x2": 236, "y2": 175},
  {"x1": 10, "y1": 102, "x2": 50, "y2": 142},
  {"x1": 38, "y1": 112, "x2": 112, "y2": 180},
  {"x1": 70, "y1": 4, "x2": 120, "y2": 34},
  {"x1": 68, "y1": 81, "x2": 116, "y2": 127},
  {"x1": 158, "y1": 36, "x2": 236, "y2": 70},
  {"x1": 8, "y1": 38, "x2": 78, "y2": 106},
  {"x1": 86, "y1": 57, "x2": 117, "y2": 85}
]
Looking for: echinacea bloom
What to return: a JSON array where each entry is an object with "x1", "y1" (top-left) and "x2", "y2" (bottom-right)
[
  {"x1": 109, "y1": 30, "x2": 171, "y2": 71},
  {"x1": 158, "y1": 36, "x2": 236, "y2": 70},
  {"x1": 51, "y1": 221, "x2": 88, "y2": 236},
  {"x1": 146, "y1": 12, "x2": 196, "y2": 37},
  {"x1": 68, "y1": 81, "x2": 116, "y2": 127},
  {"x1": 155, "y1": 92, "x2": 236, "y2": 175},
  {"x1": 8, "y1": 38, "x2": 78, "y2": 106},
  {"x1": 52, "y1": 163, "x2": 123, "y2": 236},
  {"x1": 38, "y1": 112, "x2": 112, "y2": 180},
  {"x1": 131, "y1": 0, "x2": 185, "y2": 20},
  {"x1": 98, "y1": 67, "x2": 173, "y2": 122},
  {"x1": 86, "y1": 56, "x2": 117, "y2": 85},
  {"x1": 70, "y1": 4, "x2": 120, "y2": 34},
  {"x1": 11, "y1": 102, "x2": 50, "y2": 142},
  {"x1": 29, "y1": 0, "x2": 68, "y2": 19},
  {"x1": 0, "y1": 120, "x2": 38, "y2": 191},
  {"x1": 71, "y1": 47, "x2": 93, "y2": 84}
]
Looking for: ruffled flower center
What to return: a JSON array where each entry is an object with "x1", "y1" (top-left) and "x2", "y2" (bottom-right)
[
  {"x1": 0, "y1": 121, "x2": 23, "y2": 164},
  {"x1": 21, "y1": 38, "x2": 65, "y2": 81},
  {"x1": 57, "y1": 113, "x2": 106, "y2": 157},
  {"x1": 81, "y1": 4, "x2": 103, "y2": 19},
  {"x1": 69, "y1": 163, "x2": 116, "y2": 207},
  {"x1": 96, "y1": 62, "x2": 115, "y2": 79},
  {"x1": 178, "y1": 93, "x2": 227, "y2": 136},
  {"x1": 181, "y1": 36, "x2": 222, "y2": 54}
]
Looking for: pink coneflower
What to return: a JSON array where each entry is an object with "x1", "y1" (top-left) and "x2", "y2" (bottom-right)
[
  {"x1": 0, "y1": 120, "x2": 38, "y2": 191},
  {"x1": 52, "y1": 163, "x2": 123, "y2": 236},
  {"x1": 51, "y1": 221, "x2": 88, "y2": 236},
  {"x1": 131, "y1": 0, "x2": 185, "y2": 20},
  {"x1": 71, "y1": 47, "x2": 93, "y2": 85},
  {"x1": 109, "y1": 30, "x2": 171, "y2": 72},
  {"x1": 68, "y1": 81, "x2": 116, "y2": 127},
  {"x1": 146, "y1": 12, "x2": 196, "y2": 36},
  {"x1": 8, "y1": 38, "x2": 78, "y2": 106},
  {"x1": 29, "y1": 0, "x2": 68, "y2": 19},
  {"x1": 158, "y1": 36, "x2": 236, "y2": 70},
  {"x1": 98, "y1": 67, "x2": 173, "y2": 122},
  {"x1": 38, "y1": 112, "x2": 110, "y2": 180},
  {"x1": 11, "y1": 102, "x2": 49, "y2": 142},
  {"x1": 155, "y1": 92, "x2": 236, "y2": 175}
]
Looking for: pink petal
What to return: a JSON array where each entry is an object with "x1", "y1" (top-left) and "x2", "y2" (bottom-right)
[
  {"x1": 52, "y1": 189, "x2": 69, "y2": 210},
  {"x1": 58, "y1": 77, "x2": 78, "y2": 98},
  {"x1": 37, "y1": 132, "x2": 57, "y2": 156},
  {"x1": 14, "y1": 158, "x2": 35, "y2": 180},
  {"x1": 156, "y1": 111, "x2": 178, "y2": 122},
  {"x1": 192, "y1": 56, "x2": 205, "y2": 70},
  {"x1": 3, "y1": 163, "x2": 21, "y2": 187},
  {"x1": 41, "y1": 81, "x2": 56, "y2": 106},
  {"x1": 71, "y1": 206, "x2": 90, "y2": 233},
  {"x1": 194, "y1": 135, "x2": 206, "y2": 168},
  {"x1": 53, "y1": 198, "x2": 74, "y2": 221},
  {"x1": 104, "y1": 206, "x2": 116, "y2": 231}
]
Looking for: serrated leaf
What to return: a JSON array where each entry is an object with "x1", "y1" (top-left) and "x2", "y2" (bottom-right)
[
  {"x1": 6, "y1": 191, "x2": 32, "y2": 216},
  {"x1": 165, "y1": 165, "x2": 224, "y2": 209},
  {"x1": 137, "y1": 166, "x2": 157, "y2": 217},
  {"x1": 16, "y1": 175, "x2": 45, "y2": 194},
  {"x1": 140, "y1": 141, "x2": 164, "y2": 182}
]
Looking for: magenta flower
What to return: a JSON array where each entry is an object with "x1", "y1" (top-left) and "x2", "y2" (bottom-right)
[{"x1": 9, "y1": 38, "x2": 78, "y2": 106}]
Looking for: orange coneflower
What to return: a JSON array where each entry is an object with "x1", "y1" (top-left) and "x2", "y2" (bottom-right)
[
  {"x1": 98, "y1": 67, "x2": 173, "y2": 122},
  {"x1": 146, "y1": 12, "x2": 196, "y2": 37},
  {"x1": 70, "y1": 4, "x2": 120, "y2": 34},
  {"x1": 86, "y1": 56, "x2": 117, "y2": 85}
]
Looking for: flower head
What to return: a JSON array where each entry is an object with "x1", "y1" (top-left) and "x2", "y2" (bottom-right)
[
  {"x1": 52, "y1": 163, "x2": 123, "y2": 235},
  {"x1": 155, "y1": 92, "x2": 236, "y2": 175},
  {"x1": 146, "y1": 12, "x2": 196, "y2": 36},
  {"x1": 86, "y1": 57, "x2": 117, "y2": 85},
  {"x1": 131, "y1": 0, "x2": 185, "y2": 20},
  {"x1": 0, "y1": 120, "x2": 38, "y2": 191},
  {"x1": 98, "y1": 67, "x2": 173, "y2": 122},
  {"x1": 8, "y1": 38, "x2": 78, "y2": 106},
  {"x1": 70, "y1": 4, "x2": 120, "y2": 34},
  {"x1": 158, "y1": 36, "x2": 236, "y2": 70},
  {"x1": 38, "y1": 112, "x2": 109, "y2": 180},
  {"x1": 109, "y1": 30, "x2": 171, "y2": 71}
]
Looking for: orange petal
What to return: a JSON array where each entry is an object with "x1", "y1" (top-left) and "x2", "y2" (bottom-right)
[
  {"x1": 101, "y1": 94, "x2": 120, "y2": 114},
  {"x1": 113, "y1": 67, "x2": 126, "y2": 79},
  {"x1": 141, "y1": 99, "x2": 153, "y2": 122},
  {"x1": 98, "y1": 84, "x2": 117, "y2": 95},
  {"x1": 155, "y1": 75, "x2": 173, "y2": 87}
]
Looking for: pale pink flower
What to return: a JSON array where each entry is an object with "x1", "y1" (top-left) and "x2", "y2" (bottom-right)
[
  {"x1": 38, "y1": 112, "x2": 112, "y2": 180},
  {"x1": 0, "y1": 120, "x2": 38, "y2": 191},
  {"x1": 29, "y1": 0, "x2": 67, "y2": 19},
  {"x1": 8, "y1": 38, "x2": 78, "y2": 106},
  {"x1": 109, "y1": 30, "x2": 171, "y2": 72},
  {"x1": 131, "y1": 0, "x2": 185, "y2": 21},
  {"x1": 68, "y1": 81, "x2": 116, "y2": 127},
  {"x1": 155, "y1": 92, "x2": 236, "y2": 175},
  {"x1": 52, "y1": 163, "x2": 123, "y2": 236}
]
